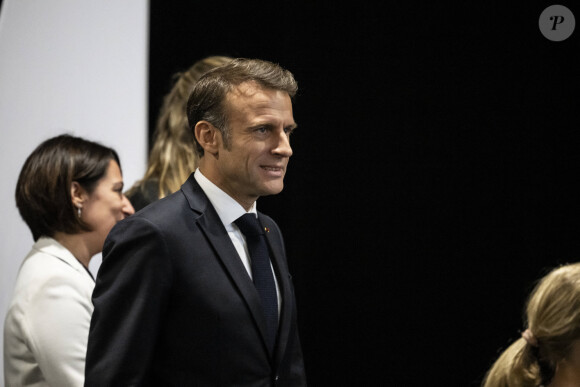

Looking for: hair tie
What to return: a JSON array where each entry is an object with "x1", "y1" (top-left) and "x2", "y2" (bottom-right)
[{"x1": 522, "y1": 329, "x2": 538, "y2": 347}]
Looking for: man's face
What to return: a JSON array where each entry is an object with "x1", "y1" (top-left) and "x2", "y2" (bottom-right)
[{"x1": 213, "y1": 81, "x2": 296, "y2": 209}]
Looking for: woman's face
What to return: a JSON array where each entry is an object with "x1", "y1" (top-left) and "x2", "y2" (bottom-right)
[{"x1": 82, "y1": 160, "x2": 134, "y2": 250}]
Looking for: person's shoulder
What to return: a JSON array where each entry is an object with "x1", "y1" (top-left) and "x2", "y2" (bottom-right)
[
  {"x1": 10, "y1": 247, "x2": 92, "y2": 312},
  {"x1": 114, "y1": 189, "x2": 191, "y2": 236},
  {"x1": 110, "y1": 176, "x2": 205, "y2": 240},
  {"x1": 19, "y1": 241, "x2": 85, "y2": 281},
  {"x1": 141, "y1": 188, "x2": 187, "y2": 215}
]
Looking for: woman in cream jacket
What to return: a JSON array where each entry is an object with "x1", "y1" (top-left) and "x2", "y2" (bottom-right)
[{"x1": 4, "y1": 134, "x2": 134, "y2": 386}]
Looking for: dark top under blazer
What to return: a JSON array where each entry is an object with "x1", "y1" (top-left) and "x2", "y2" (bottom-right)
[
  {"x1": 126, "y1": 178, "x2": 160, "y2": 212},
  {"x1": 85, "y1": 174, "x2": 306, "y2": 386}
]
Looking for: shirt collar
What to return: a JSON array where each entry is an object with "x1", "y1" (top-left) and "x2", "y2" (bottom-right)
[{"x1": 194, "y1": 168, "x2": 257, "y2": 227}]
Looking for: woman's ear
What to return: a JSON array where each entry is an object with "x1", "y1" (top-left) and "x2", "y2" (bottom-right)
[
  {"x1": 195, "y1": 121, "x2": 222, "y2": 156},
  {"x1": 71, "y1": 181, "x2": 88, "y2": 209}
]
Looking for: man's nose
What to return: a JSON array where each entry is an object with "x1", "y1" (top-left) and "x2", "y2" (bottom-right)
[{"x1": 272, "y1": 130, "x2": 293, "y2": 157}]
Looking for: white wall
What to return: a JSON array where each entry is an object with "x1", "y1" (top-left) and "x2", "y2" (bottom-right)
[{"x1": 0, "y1": 0, "x2": 149, "y2": 381}]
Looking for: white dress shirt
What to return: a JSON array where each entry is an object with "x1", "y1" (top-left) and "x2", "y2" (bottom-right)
[
  {"x1": 194, "y1": 169, "x2": 281, "y2": 315},
  {"x1": 4, "y1": 237, "x2": 95, "y2": 387}
]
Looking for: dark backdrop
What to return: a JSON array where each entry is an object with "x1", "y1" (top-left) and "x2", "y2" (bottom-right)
[{"x1": 149, "y1": 1, "x2": 579, "y2": 385}]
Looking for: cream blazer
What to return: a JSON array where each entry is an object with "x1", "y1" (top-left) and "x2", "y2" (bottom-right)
[{"x1": 4, "y1": 237, "x2": 95, "y2": 387}]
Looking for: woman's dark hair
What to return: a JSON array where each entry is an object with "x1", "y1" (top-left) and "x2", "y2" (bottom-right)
[{"x1": 15, "y1": 134, "x2": 120, "y2": 241}]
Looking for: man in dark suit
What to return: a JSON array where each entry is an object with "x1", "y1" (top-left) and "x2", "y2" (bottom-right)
[{"x1": 85, "y1": 58, "x2": 306, "y2": 386}]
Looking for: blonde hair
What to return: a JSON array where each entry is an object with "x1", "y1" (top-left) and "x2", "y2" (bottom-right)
[
  {"x1": 127, "y1": 55, "x2": 232, "y2": 200},
  {"x1": 482, "y1": 263, "x2": 580, "y2": 387}
]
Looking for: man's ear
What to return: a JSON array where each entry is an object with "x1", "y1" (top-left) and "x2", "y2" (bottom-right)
[
  {"x1": 71, "y1": 181, "x2": 88, "y2": 209},
  {"x1": 195, "y1": 121, "x2": 221, "y2": 155}
]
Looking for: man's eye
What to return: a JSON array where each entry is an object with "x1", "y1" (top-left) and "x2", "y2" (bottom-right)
[{"x1": 256, "y1": 127, "x2": 267, "y2": 133}]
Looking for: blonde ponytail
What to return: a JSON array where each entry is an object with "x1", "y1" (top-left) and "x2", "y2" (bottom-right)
[
  {"x1": 482, "y1": 338, "x2": 540, "y2": 387},
  {"x1": 483, "y1": 263, "x2": 580, "y2": 387}
]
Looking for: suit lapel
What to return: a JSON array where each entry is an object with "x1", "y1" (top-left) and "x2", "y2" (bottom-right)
[
  {"x1": 259, "y1": 215, "x2": 294, "y2": 365},
  {"x1": 181, "y1": 176, "x2": 273, "y2": 356}
]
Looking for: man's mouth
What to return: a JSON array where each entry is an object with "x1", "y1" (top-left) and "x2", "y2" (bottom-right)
[{"x1": 260, "y1": 165, "x2": 285, "y2": 176}]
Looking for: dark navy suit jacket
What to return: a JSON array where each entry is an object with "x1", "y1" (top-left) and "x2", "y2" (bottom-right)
[{"x1": 85, "y1": 174, "x2": 306, "y2": 386}]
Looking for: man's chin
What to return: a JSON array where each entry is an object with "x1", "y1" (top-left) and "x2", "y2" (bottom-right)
[{"x1": 258, "y1": 183, "x2": 284, "y2": 197}]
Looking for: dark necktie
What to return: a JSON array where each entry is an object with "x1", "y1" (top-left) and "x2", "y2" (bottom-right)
[{"x1": 235, "y1": 213, "x2": 278, "y2": 352}]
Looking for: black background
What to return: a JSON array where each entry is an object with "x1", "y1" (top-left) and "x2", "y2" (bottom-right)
[{"x1": 149, "y1": 1, "x2": 579, "y2": 385}]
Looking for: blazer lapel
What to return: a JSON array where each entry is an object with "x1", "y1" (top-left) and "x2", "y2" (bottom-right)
[
  {"x1": 181, "y1": 176, "x2": 273, "y2": 356},
  {"x1": 259, "y1": 215, "x2": 294, "y2": 365}
]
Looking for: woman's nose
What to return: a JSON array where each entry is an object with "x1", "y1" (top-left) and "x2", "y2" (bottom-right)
[{"x1": 122, "y1": 194, "x2": 135, "y2": 216}]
